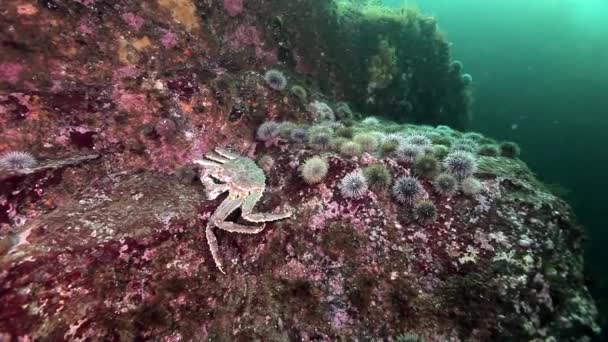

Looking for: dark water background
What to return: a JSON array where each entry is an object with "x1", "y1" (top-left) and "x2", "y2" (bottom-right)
[{"x1": 383, "y1": 0, "x2": 608, "y2": 334}]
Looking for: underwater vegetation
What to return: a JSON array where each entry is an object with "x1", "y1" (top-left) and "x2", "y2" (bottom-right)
[{"x1": 0, "y1": 0, "x2": 599, "y2": 341}]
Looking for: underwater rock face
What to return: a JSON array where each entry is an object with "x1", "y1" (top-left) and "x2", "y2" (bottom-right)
[
  {"x1": 0, "y1": 0, "x2": 599, "y2": 341},
  {"x1": 0, "y1": 132, "x2": 600, "y2": 340}
]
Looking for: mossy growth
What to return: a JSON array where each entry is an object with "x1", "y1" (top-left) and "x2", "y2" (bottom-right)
[
  {"x1": 413, "y1": 154, "x2": 439, "y2": 179},
  {"x1": 354, "y1": 133, "x2": 378, "y2": 153},
  {"x1": 257, "y1": 154, "x2": 274, "y2": 172},
  {"x1": 340, "y1": 141, "x2": 363, "y2": 157},
  {"x1": 380, "y1": 139, "x2": 399, "y2": 157},
  {"x1": 335, "y1": 101, "x2": 353, "y2": 120},
  {"x1": 500, "y1": 141, "x2": 520, "y2": 158},
  {"x1": 431, "y1": 135, "x2": 452, "y2": 147},
  {"x1": 368, "y1": 38, "x2": 398, "y2": 90},
  {"x1": 363, "y1": 163, "x2": 392, "y2": 191},
  {"x1": 308, "y1": 125, "x2": 333, "y2": 151},
  {"x1": 347, "y1": 272, "x2": 377, "y2": 314},
  {"x1": 336, "y1": 126, "x2": 355, "y2": 139},
  {"x1": 478, "y1": 144, "x2": 500, "y2": 157},
  {"x1": 432, "y1": 145, "x2": 450, "y2": 160},
  {"x1": 413, "y1": 200, "x2": 437, "y2": 225},
  {"x1": 330, "y1": 136, "x2": 349, "y2": 151},
  {"x1": 396, "y1": 333, "x2": 426, "y2": 342},
  {"x1": 289, "y1": 85, "x2": 308, "y2": 103},
  {"x1": 278, "y1": 122, "x2": 297, "y2": 139}
]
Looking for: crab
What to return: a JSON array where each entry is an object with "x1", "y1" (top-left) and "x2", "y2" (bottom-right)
[{"x1": 193, "y1": 148, "x2": 291, "y2": 273}]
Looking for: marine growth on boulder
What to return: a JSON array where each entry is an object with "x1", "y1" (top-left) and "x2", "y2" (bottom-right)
[{"x1": 0, "y1": 0, "x2": 599, "y2": 341}]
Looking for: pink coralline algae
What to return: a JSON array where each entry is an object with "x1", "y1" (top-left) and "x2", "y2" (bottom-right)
[
  {"x1": 223, "y1": 0, "x2": 244, "y2": 17},
  {"x1": 121, "y1": 12, "x2": 145, "y2": 31},
  {"x1": 229, "y1": 25, "x2": 261, "y2": 50},
  {"x1": 160, "y1": 29, "x2": 178, "y2": 49},
  {"x1": 0, "y1": 63, "x2": 25, "y2": 84},
  {"x1": 0, "y1": 1, "x2": 600, "y2": 340},
  {"x1": 74, "y1": 0, "x2": 96, "y2": 5},
  {"x1": 229, "y1": 25, "x2": 277, "y2": 64}
]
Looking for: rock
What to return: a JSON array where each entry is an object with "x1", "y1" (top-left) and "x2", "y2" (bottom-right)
[
  {"x1": 0, "y1": 146, "x2": 600, "y2": 340},
  {"x1": 0, "y1": 0, "x2": 598, "y2": 340}
]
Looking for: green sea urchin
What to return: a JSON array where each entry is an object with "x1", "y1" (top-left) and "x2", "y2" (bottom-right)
[
  {"x1": 363, "y1": 164, "x2": 392, "y2": 191},
  {"x1": 413, "y1": 154, "x2": 439, "y2": 179},
  {"x1": 301, "y1": 156, "x2": 329, "y2": 184},
  {"x1": 413, "y1": 200, "x2": 437, "y2": 225},
  {"x1": 433, "y1": 173, "x2": 458, "y2": 196},
  {"x1": 500, "y1": 141, "x2": 520, "y2": 158}
]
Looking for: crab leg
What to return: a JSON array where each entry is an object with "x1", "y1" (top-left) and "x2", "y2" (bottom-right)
[
  {"x1": 192, "y1": 159, "x2": 223, "y2": 168},
  {"x1": 206, "y1": 198, "x2": 241, "y2": 274},
  {"x1": 241, "y1": 192, "x2": 292, "y2": 223},
  {"x1": 205, "y1": 153, "x2": 230, "y2": 164},
  {"x1": 216, "y1": 221, "x2": 266, "y2": 234},
  {"x1": 206, "y1": 197, "x2": 266, "y2": 274},
  {"x1": 205, "y1": 225, "x2": 225, "y2": 274},
  {"x1": 214, "y1": 148, "x2": 238, "y2": 160}
]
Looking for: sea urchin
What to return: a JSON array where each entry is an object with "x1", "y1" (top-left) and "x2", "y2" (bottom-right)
[
  {"x1": 0, "y1": 151, "x2": 37, "y2": 170},
  {"x1": 339, "y1": 170, "x2": 368, "y2": 199},
  {"x1": 264, "y1": 69, "x2": 287, "y2": 91}
]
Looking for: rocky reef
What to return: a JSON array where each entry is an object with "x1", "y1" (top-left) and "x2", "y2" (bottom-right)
[{"x1": 0, "y1": 0, "x2": 599, "y2": 341}]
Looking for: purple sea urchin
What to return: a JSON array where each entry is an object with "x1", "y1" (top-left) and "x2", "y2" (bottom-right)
[
  {"x1": 406, "y1": 133, "x2": 431, "y2": 146},
  {"x1": 384, "y1": 133, "x2": 406, "y2": 147},
  {"x1": 452, "y1": 139, "x2": 478, "y2": 154},
  {"x1": 300, "y1": 156, "x2": 329, "y2": 184},
  {"x1": 256, "y1": 121, "x2": 280, "y2": 141},
  {"x1": 289, "y1": 127, "x2": 309, "y2": 143},
  {"x1": 307, "y1": 100, "x2": 335, "y2": 121},
  {"x1": 392, "y1": 176, "x2": 424, "y2": 205},
  {"x1": 339, "y1": 170, "x2": 368, "y2": 198},
  {"x1": 396, "y1": 144, "x2": 422, "y2": 163},
  {"x1": 309, "y1": 129, "x2": 332, "y2": 150},
  {"x1": 264, "y1": 69, "x2": 287, "y2": 91},
  {"x1": 444, "y1": 151, "x2": 477, "y2": 180},
  {"x1": 0, "y1": 151, "x2": 37, "y2": 170}
]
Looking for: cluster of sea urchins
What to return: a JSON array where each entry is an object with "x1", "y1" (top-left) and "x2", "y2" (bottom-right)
[{"x1": 253, "y1": 78, "x2": 523, "y2": 228}]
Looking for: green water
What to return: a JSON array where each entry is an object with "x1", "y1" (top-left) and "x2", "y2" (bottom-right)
[{"x1": 383, "y1": 0, "x2": 608, "y2": 335}]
